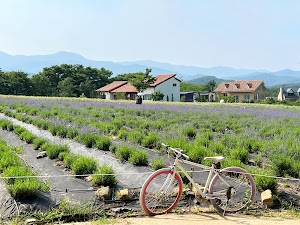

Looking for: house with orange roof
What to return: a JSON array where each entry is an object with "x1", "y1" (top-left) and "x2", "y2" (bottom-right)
[
  {"x1": 96, "y1": 74, "x2": 181, "y2": 101},
  {"x1": 214, "y1": 80, "x2": 267, "y2": 103}
]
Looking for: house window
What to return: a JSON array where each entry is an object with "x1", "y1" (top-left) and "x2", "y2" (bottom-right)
[
  {"x1": 234, "y1": 95, "x2": 239, "y2": 102},
  {"x1": 143, "y1": 94, "x2": 152, "y2": 100},
  {"x1": 173, "y1": 83, "x2": 177, "y2": 87},
  {"x1": 244, "y1": 95, "x2": 250, "y2": 101}
]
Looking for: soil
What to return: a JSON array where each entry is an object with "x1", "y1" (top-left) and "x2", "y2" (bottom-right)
[
  {"x1": 62, "y1": 213, "x2": 300, "y2": 225},
  {"x1": 0, "y1": 113, "x2": 299, "y2": 222}
]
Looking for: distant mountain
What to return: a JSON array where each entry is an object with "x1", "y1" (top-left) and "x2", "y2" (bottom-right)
[
  {"x1": 1, "y1": 51, "x2": 300, "y2": 87},
  {"x1": 0, "y1": 51, "x2": 174, "y2": 76},
  {"x1": 186, "y1": 75, "x2": 233, "y2": 85}
]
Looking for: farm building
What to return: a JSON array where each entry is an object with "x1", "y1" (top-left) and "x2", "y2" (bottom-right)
[
  {"x1": 180, "y1": 91, "x2": 216, "y2": 102},
  {"x1": 278, "y1": 87, "x2": 300, "y2": 101},
  {"x1": 96, "y1": 74, "x2": 181, "y2": 102},
  {"x1": 214, "y1": 80, "x2": 267, "y2": 103}
]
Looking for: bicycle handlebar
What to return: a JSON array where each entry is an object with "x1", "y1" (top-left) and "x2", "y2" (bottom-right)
[{"x1": 162, "y1": 143, "x2": 190, "y2": 159}]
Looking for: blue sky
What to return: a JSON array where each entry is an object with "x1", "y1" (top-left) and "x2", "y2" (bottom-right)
[{"x1": 0, "y1": 0, "x2": 300, "y2": 71}]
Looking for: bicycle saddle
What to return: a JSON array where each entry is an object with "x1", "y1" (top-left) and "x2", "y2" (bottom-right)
[{"x1": 204, "y1": 156, "x2": 224, "y2": 162}]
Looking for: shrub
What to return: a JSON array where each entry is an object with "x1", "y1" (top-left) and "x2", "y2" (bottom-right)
[
  {"x1": 117, "y1": 127, "x2": 128, "y2": 140},
  {"x1": 33, "y1": 138, "x2": 47, "y2": 150},
  {"x1": 183, "y1": 127, "x2": 197, "y2": 139},
  {"x1": 188, "y1": 146, "x2": 213, "y2": 164},
  {"x1": 55, "y1": 125, "x2": 67, "y2": 138},
  {"x1": 78, "y1": 133, "x2": 97, "y2": 148},
  {"x1": 250, "y1": 168, "x2": 278, "y2": 192},
  {"x1": 63, "y1": 153, "x2": 79, "y2": 168},
  {"x1": 92, "y1": 164, "x2": 116, "y2": 187},
  {"x1": 142, "y1": 132, "x2": 159, "y2": 149},
  {"x1": 45, "y1": 144, "x2": 69, "y2": 159},
  {"x1": 20, "y1": 131, "x2": 36, "y2": 144},
  {"x1": 128, "y1": 150, "x2": 149, "y2": 166},
  {"x1": 116, "y1": 146, "x2": 133, "y2": 162},
  {"x1": 230, "y1": 147, "x2": 249, "y2": 164},
  {"x1": 0, "y1": 119, "x2": 13, "y2": 131},
  {"x1": 95, "y1": 136, "x2": 112, "y2": 151},
  {"x1": 109, "y1": 144, "x2": 117, "y2": 154},
  {"x1": 127, "y1": 129, "x2": 144, "y2": 144},
  {"x1": 152, "y1": 158, "x2": 166, "y2": 170},
  {"x1": 13, "y1": 125, "x2": 26, "y2": 135},
  {"x1": 58, "y1": 151, "x2": 69, "y2": 161},
  {"x1": 6, "y1": 178, "x2": 42, "y2": 198},
  {"x1": 0, "y1": 151, "x2": 21, "y2": 172},
  {"x1": 66, "y1": 128, "x2": 79, "y2": 139},
  {"x1": 71, "y1": 157, "x2": 98, "y2": 175}
]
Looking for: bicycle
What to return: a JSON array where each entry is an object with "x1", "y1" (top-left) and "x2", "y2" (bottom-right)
[{"x1": 140, "y1": 143, "x2": 256, "y2": 216}]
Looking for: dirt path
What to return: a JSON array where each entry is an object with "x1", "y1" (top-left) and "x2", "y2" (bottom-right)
[
  {"x1": 63, "y1": 213, "x2": 300, "y2": 225},
  {"x1": 0, "y1": 113, "x2": 152, "y2": 189}
]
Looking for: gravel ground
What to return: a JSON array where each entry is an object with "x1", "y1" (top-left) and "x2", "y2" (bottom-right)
[
  {"x1": 63, "y1": 213, "x2": 300, "y2": 225},
  {"x1": 0, "y1": 113, "x2": 153, "y2": 189}
]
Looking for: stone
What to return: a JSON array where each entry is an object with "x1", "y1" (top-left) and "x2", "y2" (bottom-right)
[
  {"x1": 36, "y1": 151, "x2": 47, "y2": 159},
  {"x1": 95, "y1": 186, "x2": 111, "y2": 200},
  {"x1": 116, "y1": 188, "x2": 131, "y2": 200},
  {"x1": 25, "y1": 218, "x2": 37, "y2": 225},
  {"x1": 261, "y1": 189, "x2": 273, "y2": 206}
]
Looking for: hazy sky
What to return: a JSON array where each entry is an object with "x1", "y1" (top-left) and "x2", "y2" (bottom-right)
[{"x1": 0, "y1": 0, "x2": 300, "y2": 71}]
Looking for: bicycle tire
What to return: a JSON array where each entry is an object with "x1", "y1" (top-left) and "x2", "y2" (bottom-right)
[
  {"x1": 209, "y1": 166, "x2": 256, "y2": 214},
  {"x1": 140, "y1": 168, "x2": 183, "y2": 216}
]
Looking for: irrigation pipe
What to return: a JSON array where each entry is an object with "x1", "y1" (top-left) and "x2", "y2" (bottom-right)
[{"x1": 0, "y1": 169, "x2": 300, "y2": 182}]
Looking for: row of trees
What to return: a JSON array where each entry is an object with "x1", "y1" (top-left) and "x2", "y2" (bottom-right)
[
  {"x1": 0, "y1": 64, "x2": 215, "y2": 98},
  {"x1": 0, "y1": 65, "x2": 113, "y2": 98}
]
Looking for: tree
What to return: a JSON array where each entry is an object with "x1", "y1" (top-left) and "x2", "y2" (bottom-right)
[
  {"x1": 6, "y1": 71, "x2": 33, "y2": 95},
  {"x1": 113, "y1": 68, "x2": 156, "y2": 92},
  {"x1": 205, "y1": 80, "x2": 216, "y2": 92},
  {"x1": 151, "y1": 91, "x2": 164, "y2": 101},
  {"x1": 31, "y1": 73, "x2": 52, "y2": 96},
  {"x1": 32, "y1": 64, "x2": 112, "y2": 97},
  {"x1": 180, "y1": 82, "x2": 206, "y2": 91}
]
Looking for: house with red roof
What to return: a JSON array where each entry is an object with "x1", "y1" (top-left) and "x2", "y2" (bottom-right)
[
  {"x1": 214, "y1": 80, "x2": 267, "y2": 103},
  {"x1": 96, "y1": 74, "x2": 181, "y2": 101}
]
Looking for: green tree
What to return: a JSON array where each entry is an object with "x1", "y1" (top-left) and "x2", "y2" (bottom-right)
[
  {"x1": 180, "y1": 82, "x2": 206, "y2": 91},
  {"x1": 151, "y1": 91, "x2": 164, "y2": 101},
  {"x1": 31, "y1": 73, "x2": 52, "y2": 96},
  {"x1": 6, "y1": 71, "x2": 33, "y2": 95},
  {"x1": 113, "y1": 68, "x2": 156, "y2": 92}
]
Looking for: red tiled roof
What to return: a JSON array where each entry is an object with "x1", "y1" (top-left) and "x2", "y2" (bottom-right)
[
  {"x1": 214, "y1": 80, "x2": 264, "y2": 93},
  {"x1": 96, "y1": 81, "x2": 127, "y2": 92},
  {"x1": 111, "y1": 83, "x2": 138, "y2": 93},
  {"x1": 150, "y1": 74, "x2": 177, "y2": 87}
]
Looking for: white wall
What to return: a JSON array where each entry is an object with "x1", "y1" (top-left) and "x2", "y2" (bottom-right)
[{"x1": 143, "y1": 77, "x2": 181, "y2": 102}]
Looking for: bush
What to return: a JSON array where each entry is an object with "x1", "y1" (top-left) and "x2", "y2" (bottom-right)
[
  {"x1": 109, "y1": 144, "x2": 117, "y2": 154},
  {"x1": 95, "y1": 136, "x2": 112, "y2": 151},
  {"x1": 0, "y1": 119, "x2": 13, "y2": 130},
  {"x1": 183, "y1": 127, "x2": 197, "y2": 139},
  {"x1": 63, "y1": 153, "x2": 79, "y2": 168},
  {"x1": 66, "y1": 128, "x2": 79, "y2": 139},
  {"x1": 230, "y1": 147, "x2": 249, "y2": 164},
  {"x1": 20, "y1": 131, "x2": 37, "y2": 144},
  {"x1": 188, "y1": 146, "x2": 213, "y2": 164},
  {"x1": 142, "y1": 132, "x2": 159, "y2": 149},
  {"x1": 250, "y1": 168, "x2": 278, "y2": 192},
  {"x1": 152, "y1": 158, "x2": 166, "y2": 170},
  {"x1": 92, "y1": 164, "x2": 116, "y2": 187},
  {"x1": 33, "y1": 138, "x2": 47, "y2": 150},
  {"x1": 71, "y1": 157, "x2": 98, "y2": 175},
  {"x1": 13, "y1": 125, "x2": 26, "y2": 135},
  {"x1": 45, "y1": 144, "x2": 69, "y2": 159},
  {"x1": 78, "y1": 133, "x2": 97, "y2": 148},
  {"x1": 116, "y1": 146, "x2": 133, "y2": 162},
  {"x1": 128, "y1": 150, "x2": 149, "y2": 166}
]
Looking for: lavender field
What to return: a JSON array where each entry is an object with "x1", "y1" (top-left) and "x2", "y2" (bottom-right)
[{"x1": 0, "y1": 95, "x2": 300, "y2": 192}]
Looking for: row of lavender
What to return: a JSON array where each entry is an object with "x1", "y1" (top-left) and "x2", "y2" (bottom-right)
[{"x1": 0, "y1": 96, "x2": 299, "y2": 192}]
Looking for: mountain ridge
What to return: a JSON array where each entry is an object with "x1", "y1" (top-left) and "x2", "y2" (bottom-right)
[{"x1": 1, "y1": 51, "x2": 300, "y2": 87}]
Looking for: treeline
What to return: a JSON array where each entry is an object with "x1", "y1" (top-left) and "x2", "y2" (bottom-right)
[
  {"x1": 0, "y1": 64, "x2": 112, "y2": 98},
  {"x1": 0, "y1": 64, "x2": 214, "y2": 98}
]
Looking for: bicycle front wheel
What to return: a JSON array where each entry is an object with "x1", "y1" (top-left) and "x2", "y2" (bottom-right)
[
  {"x1": 209, "y1": 167, "x2": 256, "y2": 214},
  {"x1": 140, "y1": 168, "x2": 183, "y2": 216}
]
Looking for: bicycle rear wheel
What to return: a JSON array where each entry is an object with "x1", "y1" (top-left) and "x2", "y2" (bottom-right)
[
  {"x1": 209, "y1": 167, "x2": 256, "y2": 214},
  {"x1": 140, "y1": 168, "x2": 183, "y2": 216}
]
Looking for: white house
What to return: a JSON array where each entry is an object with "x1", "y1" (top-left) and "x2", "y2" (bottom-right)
[
  {"x1": 142, "y1": 74, "x2": 181, "y2": 102},
  {"x1": 96, "y1": 74, "x2": 181, "y2": 102}
]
